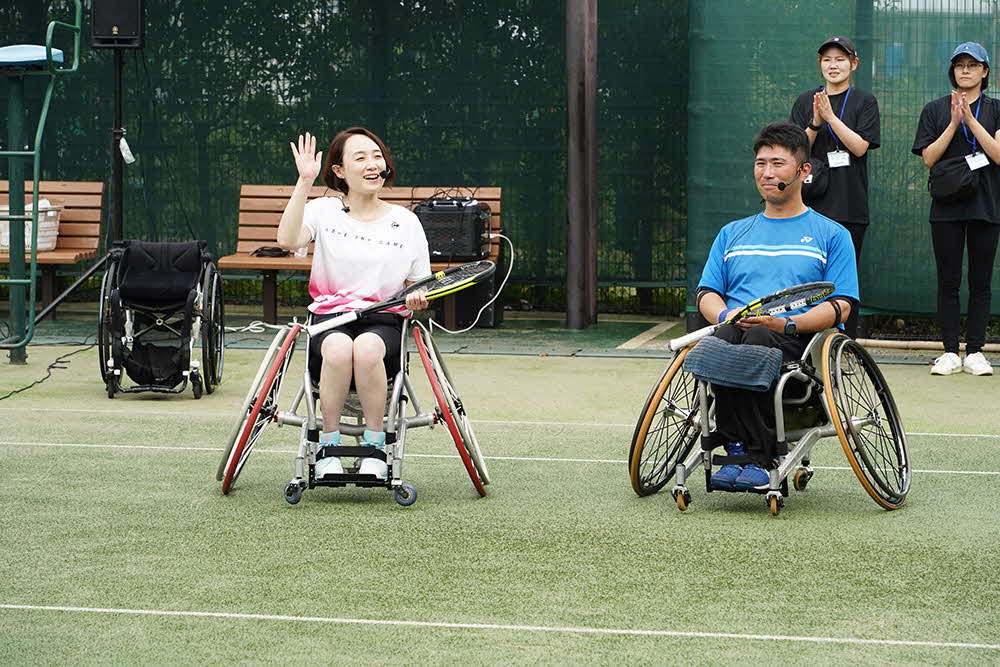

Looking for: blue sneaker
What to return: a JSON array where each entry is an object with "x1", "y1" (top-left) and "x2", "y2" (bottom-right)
[
  {"x1": 734, "y1": 464, "x2": 771, "y2": 492},
  {"x1": 709, "y1": 442, "x2": 746, "y2": 491}
]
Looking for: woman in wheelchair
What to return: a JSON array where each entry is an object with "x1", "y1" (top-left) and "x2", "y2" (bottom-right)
[{"x1": 277, "y1": 127, "x2": 430, "y2": 481}]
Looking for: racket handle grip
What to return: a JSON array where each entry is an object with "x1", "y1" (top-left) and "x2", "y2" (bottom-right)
[
  {"x1": 305, "y1": 311, "x2": 359, "y2": 337},
  {"x1": 668, "y1": 324, "x2": 717, "y2": 351}
]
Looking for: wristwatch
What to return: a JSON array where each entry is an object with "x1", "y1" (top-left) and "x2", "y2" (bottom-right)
[
  {"x1": 807, "y1": 122, "x2": 823, "y2": 131},
  {"x1": 784, "y1": 318, "x2": 797, "y2": 335}
]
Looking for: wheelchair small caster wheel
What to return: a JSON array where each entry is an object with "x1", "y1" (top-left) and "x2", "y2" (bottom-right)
[
  {"x1": 767, "y1": 495, "x2": 783, "y2": 516},
  {"x1": 792, "y1": 468, "x2": 813, "y2": 491},
  {"x1": 394, "y1": 483, "x2": 417, "y2": 507},
  {"x1": 283, "y1": 482, "x2": 303, "y2": 505},
  {"x1": 672, "y1": 488, "x2": 691, "y2": 511},
  {"x1": 191, "y1": 371, "x2": 203, "y2": 399}
]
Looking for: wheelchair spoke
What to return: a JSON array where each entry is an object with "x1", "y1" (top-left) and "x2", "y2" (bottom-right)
[
  {"x1": 629, "y1": 348, "x2": 703, "y2": 496},
  {"x1": 827, "y1": 337, "x2": 910, "y2": 508}
]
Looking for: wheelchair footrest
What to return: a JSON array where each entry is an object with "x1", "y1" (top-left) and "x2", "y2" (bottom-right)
[
  {"x1": 711, "y1": 454, "x2": 753, "y2": 466},
  {"x1": 312, "y1": 472, "x2": 391, "y2": 488},
  {"x1": 317, "y1": 445, "x2": 387, "y2": 462}
]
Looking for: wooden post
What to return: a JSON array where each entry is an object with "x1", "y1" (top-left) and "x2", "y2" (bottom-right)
[{"x1": 565, "y1": 0, "x2": 598, "y2": 329}]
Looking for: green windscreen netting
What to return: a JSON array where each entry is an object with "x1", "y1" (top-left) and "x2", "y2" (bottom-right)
[
  {"x1": 3, "y1": 1, "x2": 998, "y2": 318},
  {"x1": 687, "y1": 0, "x2": 1000, "y2": 318},
  {"x1": 2, "y1": 1, "x2": 687, "y2": 313}
]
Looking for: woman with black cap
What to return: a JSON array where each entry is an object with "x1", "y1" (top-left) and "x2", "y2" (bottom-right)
[
  {"x1": 912, "y1": 42, "x2": 1000, "y2": 376},
  {"x1": 790, "y1": 36, "x2": 881, "y2": 339}
]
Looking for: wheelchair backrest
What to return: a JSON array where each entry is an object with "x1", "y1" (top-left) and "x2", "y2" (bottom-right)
[{"x1": 114, "y1": 240, "x2": 208, "y2": 307}]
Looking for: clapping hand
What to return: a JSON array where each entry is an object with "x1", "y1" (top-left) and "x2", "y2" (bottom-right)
[
  {"x1": 813, "y1": 90, "x2": 835, "y2": 123},
  {"x1": 290, "y1": 132, "x2": 323, "y2": 184},
  {"x1": 950, "y1": 91, "x2": 965, "y2": 125}
]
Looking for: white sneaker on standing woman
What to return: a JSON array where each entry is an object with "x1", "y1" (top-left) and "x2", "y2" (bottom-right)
[
  {"x1": 963, "y1": 352, "x2": 993, "y2": 376},
  {"x1": 930, "y1": 352, "x2": 962, "y2": 375}
]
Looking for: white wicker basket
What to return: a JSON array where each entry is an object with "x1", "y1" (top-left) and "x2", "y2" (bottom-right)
[{"x1": 0, "y1": 199, "x2": 64, "y2": 252}]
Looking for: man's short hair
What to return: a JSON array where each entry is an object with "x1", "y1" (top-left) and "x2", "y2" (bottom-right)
[{"x1": 752, "y1": 122, "x2": 810, "y2": 164}]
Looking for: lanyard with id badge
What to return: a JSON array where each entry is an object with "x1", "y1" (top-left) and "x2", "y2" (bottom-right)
[
  {"x1": 826, "y1": 87, "x2": 852, "y2": 168},
  {"x1": 962, "y1": 97, "x2": 989, "y2": 171}
]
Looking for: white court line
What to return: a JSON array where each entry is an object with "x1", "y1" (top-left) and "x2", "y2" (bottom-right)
[
  {"x1": 2, "y1": 406, "x2": 1000, "y2": 441},
  {"x1": 616, "y1": 321, "x2": 677, "y2": 350},
  {"x1": 1, "y1": 604, "x2": 997, "y2": 651},
  {"x1": 2, "y1": 441, "x2": 998, "y2": 476}
]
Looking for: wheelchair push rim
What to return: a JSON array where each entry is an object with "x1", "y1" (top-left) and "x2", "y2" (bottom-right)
[
  {"x1": 413, "y1": 325, "x2": 487, "y2": 497},
  {"x1": 822, "y1": 334, "x2": 911, "y2": 510},
  {"x1": 423, "y1": 325, "x2": 490, "y2": 484},
  {"x1": 221, "y1": 325, "x2": 299, "y2": 494},
  {"x1": 201, "y1": 263, "x2": 225, "y2": 392},
  {"x1": 629, "y1": 345, "x2": 702, "y2": 496},
  {"x1": 97, "y1": 260, "x2": 116, "y2": 385},
  {"x1": 216, "y1": 326, "x2": 290, "y2": 480}
]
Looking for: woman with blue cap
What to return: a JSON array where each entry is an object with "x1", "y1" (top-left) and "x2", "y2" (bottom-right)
[{"x1": 912, "y1": 42, "x2": 1000, "y2": 376}]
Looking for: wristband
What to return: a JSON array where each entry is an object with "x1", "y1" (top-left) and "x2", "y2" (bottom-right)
[
  {"x1": 829, "y1": 299, "x2": 842, "y2": 326},
  {"x1": 717, "y1": 308, "x2": 735, "y2": 324},
  {"x1": 807, "y1": 122, "x2": 823, "y2": 131}
]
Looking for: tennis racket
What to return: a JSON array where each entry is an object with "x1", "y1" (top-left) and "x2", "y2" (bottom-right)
[
  {"x1": 669, "y1": 281, "x2": 836, "y2": 351},
  {"x1": 306, "y1": 260, "x2": 496, "y2": 337}
]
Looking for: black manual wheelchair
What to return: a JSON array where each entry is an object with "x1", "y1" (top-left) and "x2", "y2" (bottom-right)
[
  {"x1": 628, "y1": 330, "x2": 911, "y2": 516},
  {"x1": 98, "y1": 240, "x2": 225, "y2": 399}
]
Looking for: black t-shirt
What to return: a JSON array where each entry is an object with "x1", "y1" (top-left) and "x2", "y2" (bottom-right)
[
  {"x1": 912, "y1": 94, "x2": 1000, "y2": 224},
  {"x1": 790, "y1": 87, "x2": 881, "y2": 225}
]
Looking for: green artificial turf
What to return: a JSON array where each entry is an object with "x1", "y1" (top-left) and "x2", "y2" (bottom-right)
[{"x1": 1, "y1": 345, "x2": 998, "y2": 664}]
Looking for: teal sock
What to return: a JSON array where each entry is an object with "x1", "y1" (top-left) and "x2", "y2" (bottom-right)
[
  {"x1": 319, "y1": 430, "x2": 341, "y2": 446},
  {"x1": 363, "y1": 429, "x2": 386, "y2": 450}
]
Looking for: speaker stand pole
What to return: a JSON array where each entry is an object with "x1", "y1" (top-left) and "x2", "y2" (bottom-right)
[{"x1": 110, "y1": 48, "x2": 124, "y2": 245}]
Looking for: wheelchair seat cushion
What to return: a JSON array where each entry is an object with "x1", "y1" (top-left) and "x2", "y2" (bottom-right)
[
  {"x1": 682, "y1": 335, "x2": 782, "y2": 392},
  {"x1": 117, "y1": 240, "x2": 206, "y2": 307}
]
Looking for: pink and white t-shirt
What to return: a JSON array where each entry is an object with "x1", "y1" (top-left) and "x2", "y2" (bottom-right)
[{"x1": 301, "y1": 197, "x2": 430, "y2": 316}]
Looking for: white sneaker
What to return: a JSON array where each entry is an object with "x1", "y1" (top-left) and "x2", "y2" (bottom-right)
[
  {"x1": 963, "y1": 352, "x2": 994, "y2": 376},
  {"x1": 314, "y1": 456, "x2": 344, "y2": 478},
  {"x1": 358, "y1": 456, "x2": 388, "y2": 479},
  {"x1": 930, "y1": 352, "x2": 962, "y2": 375}
]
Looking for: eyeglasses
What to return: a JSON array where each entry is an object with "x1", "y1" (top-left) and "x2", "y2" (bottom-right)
[{"x1": 953, "y1": 61, "x2": 985, "y2": 71}]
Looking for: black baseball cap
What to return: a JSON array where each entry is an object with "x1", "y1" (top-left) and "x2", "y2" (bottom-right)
[{"x1": 818, "y1": 36, "x2": 858, "y2": 58}]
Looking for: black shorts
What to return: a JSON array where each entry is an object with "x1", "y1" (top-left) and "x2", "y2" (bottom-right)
[{"x1": 308, "y1": 312, "x2": 404, "y2": 382}]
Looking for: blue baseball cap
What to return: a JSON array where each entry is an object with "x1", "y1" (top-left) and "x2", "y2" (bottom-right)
[{"x1": 951, "y1": 42, "x2": 989, "y2": 65}]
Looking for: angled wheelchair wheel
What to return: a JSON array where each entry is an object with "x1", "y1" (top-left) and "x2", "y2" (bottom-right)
[
  {"x1": 822, "y1": 335, "x2": 911, "y2": 510},
  {"x1": 629, "y1": 345, "x2": 704, "y2": 496},
  {"x1": 97, "y1": 262, "x2": 116, "y2": 384},
  {"x1": 220, "y1": 325, "x2": 299, "y2": 493},
  {"x1": 424, "y1": 327, "x2": 490, "y2": 485},
  {"x1": 201, "y1": 264, "x2": 225, "y2": 393},
  {"x1": 413, "y1": 325, "x2": 487, "y2": 497}
]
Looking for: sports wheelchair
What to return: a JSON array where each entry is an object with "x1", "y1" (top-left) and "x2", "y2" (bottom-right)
[
  {"x1": 628, "y1": 330, "x2": 911, "y2": 515},
  {"x1": 98, "y1": 240, "x2": 225, "y2": 399},
  {"x1": 217, "y1": 317, "x2": 489, "y2": 506}
]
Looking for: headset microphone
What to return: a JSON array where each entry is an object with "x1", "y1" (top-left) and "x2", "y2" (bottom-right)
[
  {"x1": 379, "y1": 168, "x2": 391, "y2": 179},
  {"x1": 777, "y1": 163, "x2": 806, "y2": 191}
]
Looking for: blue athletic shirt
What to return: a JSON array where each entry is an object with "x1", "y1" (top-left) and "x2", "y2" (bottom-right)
[{"x1": 698, "y1": 208, "x2": 859, "y2": 319}]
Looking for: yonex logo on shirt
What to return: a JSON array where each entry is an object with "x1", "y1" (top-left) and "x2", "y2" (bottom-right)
[{"x1": 801, "y1": 236, "x2": 813, "y2": 243}]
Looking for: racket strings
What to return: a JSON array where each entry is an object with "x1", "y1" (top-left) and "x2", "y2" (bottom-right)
[{"x1": 425, "y1": 262, "x2": 493, "y2": 293}]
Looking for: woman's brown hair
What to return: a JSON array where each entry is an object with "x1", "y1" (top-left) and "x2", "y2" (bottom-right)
[{"x1": 321, "y1": 127, "x2": 396, "y2": 193}]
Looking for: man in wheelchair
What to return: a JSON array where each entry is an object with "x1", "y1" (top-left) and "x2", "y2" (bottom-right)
[{"x1": 694, "y1": 122, "x2": 859, "y2": 492}]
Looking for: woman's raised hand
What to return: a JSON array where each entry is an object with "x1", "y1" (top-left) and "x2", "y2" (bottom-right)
[{"x1": 290, "y1": 132, "x2": 323, "y2": 183}]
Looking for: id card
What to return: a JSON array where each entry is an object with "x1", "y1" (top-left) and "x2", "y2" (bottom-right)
[
  {"x1": 966, "y1": 152, "x2": 989, "y2": 171},
  {"x1": 828, "y1": 150, "x2": 851, "y2": 168}
]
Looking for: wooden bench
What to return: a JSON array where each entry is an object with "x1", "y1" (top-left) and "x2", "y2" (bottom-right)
[
  {"x1": 218, "y1": 186, "x2": 502, "y2": 324},
  {"x1": 0, "y1": 180, "x2": 104, "y2": 307}
]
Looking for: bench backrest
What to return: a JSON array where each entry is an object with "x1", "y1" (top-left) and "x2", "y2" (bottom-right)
[
  {"x1": 237, "y1": 185, "x2": 502, "y2": 262},
  {"x1": 1, "y1": 180, "x2": 104, "y2": 254}
]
